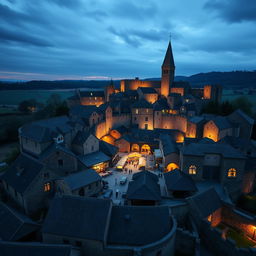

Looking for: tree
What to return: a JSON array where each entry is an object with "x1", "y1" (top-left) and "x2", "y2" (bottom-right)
[
  {"x1": 18, "y1": 99, "x2": 37, "y2": 113},
  {"x1": 4, "y1": 147, "x2": 20, "y2": 164},
  {"x1": 232, "y1": 96, "x2": 253, "y2": 116},
  {"x1": 220, "y1": 101, "x2": 235, "y2": 116}
]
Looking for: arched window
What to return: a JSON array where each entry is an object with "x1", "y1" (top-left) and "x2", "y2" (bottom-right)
[
  {"x1": 228, "y1": 168, "x2": 237, "y2": 177},
  {"x1": 189, "y1": 165, "x2": 197, "y2": 175}
]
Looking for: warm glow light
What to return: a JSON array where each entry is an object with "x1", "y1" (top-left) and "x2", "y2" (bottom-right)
[
  {"x1": 166, "y1": 163, "x2": 179, "y2": 172},
  {"x1": 176, "y1": 134, "x2": 184, "y2": 143},
  {"x1": 44, "y1": 182, "x2": 51, "y2": 192},
  {"x1": 227, "y1": 168, "x2": 237, "y2": 177},
  {"x1": 189, "y1": 165, "x2": 197, "y2": 175},
  {"x1": 101, "y1": 135, "x2": 115, "y2": 145}
]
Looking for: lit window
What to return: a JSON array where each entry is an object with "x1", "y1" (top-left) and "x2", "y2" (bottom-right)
[
  {"x1": 135, "y1": 109, "x2": 139, "y2": 114},
  {"x1": 90, "y1": 92, "x2": 93, "y2": 96},
  {"x1": 95, "y1": 97, "x2": 97, "y2": 100},
  {"x1": 44, "y1": 182, "x2": 51, "y2": 192},
  {"x1": 146, "y1": 109, "x2": 149, "y2": 113},
  {"x1": 228, "y1": 168, "x2": 237, "y2": 177},
  {"x1": 189, "y1": 165, "x2": 197, "y2": 175}
]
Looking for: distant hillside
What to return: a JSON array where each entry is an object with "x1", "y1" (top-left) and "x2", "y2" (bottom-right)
[
  {"x1": 1, "y1": 71, "x2": 256, "y2": 90},
  {"x1": 0, "y1": 80, "x2": 117, "y2": 90},
  {"x1": 175, "y1": 71, "x2": 256, "y2": 88}
]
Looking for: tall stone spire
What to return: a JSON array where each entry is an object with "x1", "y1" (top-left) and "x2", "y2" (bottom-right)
[{"x1": 161, "y1": 41, "x2": 175, "y2": 97}]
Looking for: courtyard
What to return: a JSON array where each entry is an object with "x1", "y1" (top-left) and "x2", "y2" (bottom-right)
[{"x1": 99, "y1": 152, "x2": 167, "y2": 204}]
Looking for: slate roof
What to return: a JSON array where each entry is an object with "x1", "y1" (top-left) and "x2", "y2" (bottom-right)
[
  {"x1": 43, "y1": 196, "x2": 111, "y2": 241},
  {"x1": 107, "y1": 205, "x2": 173, "y2": 246},
  {"x1": 0, "y1": 202, "x2": 39, "y2": 241},
  {"x1": 138, "y1": 87, "x2": 157, "y2": 94},
  {"x1": 64, "y1": 169, "x2": 101, "y2": 191},
  {"x1": 211, "y1": 116, "x2": 233, "y2": 130},
  {"x1": 153, "y1": 98, "x2": 169, "y2": 111},
  {"x1": 131, "y1": 99, "x2": 153, "y2": 109},
  {"x1": 164, "y1": 169, "x2": 197, "y2": 192},
  {"x1": 0, "y1": 241, "x2": 72, "y2": 256},
  {"x1": 181, "y1": 142, "x2": 245, "y2": 159},
  {"x1": 72, "y1": 131, "x2": 92, "y2": 146},
  {"x1": 162, "y1": 41, "x2": 175, "y2": 67},
  {"x1": 20, "y1": 116, "x2": 72, "y2": 143},
  {"x1": 78, "y1": 151, "x2": 110, "y2": 167},
  {"x1": 1, "y1": 154, "x2": 44, "y2": 194},
  {"x1": 231, "y1": 109, "x2": 254, "y2": 125},
  {"x1": 127, "y1": 171, "x2": 161, "y2": 201},
  {"x1": 39, "y1": 143, "x2": 76, "y2": 161},
  {"x1": 69, "y1": 105, "x2": 98, "y2": 119},
  {"x1": 99, "y1": 140, "x2": 118, "y2": 157},
  {"x1": 189, "y1": 116, "x2": 205, "y2": 124},
  {"x1": 188, "y1": 188, "x2": 222, "y2": 218},
  {"x1": 160, "y1": 134, "x2": 179, "y2": 156}
]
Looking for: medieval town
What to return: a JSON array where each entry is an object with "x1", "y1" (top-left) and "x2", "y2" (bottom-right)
[{"x1": 0, "y1": 41, "x2": 256, "y2": 256}]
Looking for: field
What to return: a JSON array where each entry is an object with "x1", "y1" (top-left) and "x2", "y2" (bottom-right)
[
  {"x1": 0, "y1": 89, "x2": 77, "y2": 105},
  {"x1": 0, "y1": 88, "x2": 255, "y2": 109}
]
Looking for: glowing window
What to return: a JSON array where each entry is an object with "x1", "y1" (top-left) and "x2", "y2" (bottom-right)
[
  {"x1": 44, "y1": 182, "x2": 51, "y2": 192},
  {"x1": 228, "y1": 168, "x2": 237, "y2": 177},
  {"x1": 146, "y1": 109, "x2": 149, "y2": 113},
  {"x1": 189, "y1": 165, "x2": 197, "y2": 175},
  {"x1": 135, "y1": 109, "x2": 139, "y2": 114},
  {"x1": 90, "y1": 92, "x2": 93, "y2": 96},
  {"x1": 95, "y1": 97, "x2": 97, "y2": 100}
]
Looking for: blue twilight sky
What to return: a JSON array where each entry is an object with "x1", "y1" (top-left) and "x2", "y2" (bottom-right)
[{"x1": 0, "y1": 0, "x2": 256, "y2": 80}]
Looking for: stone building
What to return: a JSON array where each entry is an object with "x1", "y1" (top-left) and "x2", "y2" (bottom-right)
[{"x1": 42, "y1": 196, "x2": 177, "y2": 256}]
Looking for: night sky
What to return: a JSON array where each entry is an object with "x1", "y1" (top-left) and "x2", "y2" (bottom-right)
[{"x1": 0, "y1": 0, "x2": 256, "y2": 80}]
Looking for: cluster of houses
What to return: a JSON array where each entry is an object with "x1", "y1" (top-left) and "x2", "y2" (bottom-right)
[{"x1": 0, "y1": 41, "x2": 256, "y2": 256}]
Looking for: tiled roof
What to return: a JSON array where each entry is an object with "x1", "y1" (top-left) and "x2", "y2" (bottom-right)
[
  {"x1": 181, "y1": 142, "x2": 245, "y2": 159},
  {"x1": 131, "y1": 99, "x2": 153, "y2": 109},
  {"x1": 20, "y1": 116, "x2": 72, "y2": 143},
  {"x1": 64, "y1": 169, "x2": 101, "y2": 191},
  {"x1": 138, "y1": 87, "x2": 157, "y2": 94},
  {"x1": 164, "y1": 169, "x2": 197, "y2": 192},
  {"x1": 72, "y1": 131, "x2": 93, "y2": 146},
  {"x1": 160, "y1": 134, "x2": 178, "y2": 156},
  {"x1": 126, "y1": 171, "x2": 161, "y2": 201},
  {"x1": 0, "y1": 242, "x2": 72, "y2": 256},
  {"x1": 0, "y1": 202, "x2": 39, "y2": 241},
  {"x1": 188, "y1": 188, "x2": 222, "y2": 218},
  {"x1": 42, "y1": 196, "x2": 111, "y2": 241},
  {"x1": 1, "y1": 154, "x2": 44, "y2": 194},
  {"x1": 99, "y1": 140, "x2": 118, "y2": 157},
  {"x1": 78, "y1": 151, "x2": 110, "y2": 167},
  {"x1": 107, "y1": 205, "x2": 173, "y2": 246}
]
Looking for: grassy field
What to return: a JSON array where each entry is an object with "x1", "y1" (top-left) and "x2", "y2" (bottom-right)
[
  {"x1": 0, "y1": 90, "x2": 76, "y2": 105},
  {"x1": 0, "y1": 88, "x2": 255, "y2": 109}
]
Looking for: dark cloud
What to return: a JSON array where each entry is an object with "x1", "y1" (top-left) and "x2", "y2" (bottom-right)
[
  {"x1": 0, "y1": 0, "x2": 255, "y2": 80},
  {"x1": 204, "y1": 0, "x2": 256, "y2": 23},
  {"x1": 112, "y1": 1, "x2": 157, "y2": 20},
  {"x1": 0, "y1": 26, "x2": 53, "y2": 47},
  {"x1": 46, "y1": 0, "x2": 82, "y2": 9}
]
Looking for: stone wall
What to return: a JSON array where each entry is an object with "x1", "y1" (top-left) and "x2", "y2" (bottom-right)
[
  {"x1": 200, "y1": 220, "x2": 256, "y2": 256},
  {"x1": 222, "y1": 204, "x2": 256, "y2": 239},
  {"x1": 175, "y1": 228, "x2": 199, "y2": 256}
]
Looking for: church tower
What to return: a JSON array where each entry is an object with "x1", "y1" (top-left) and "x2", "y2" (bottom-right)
[{"x1": 161, "y1": 41, "x2": 175, "y2": 97}]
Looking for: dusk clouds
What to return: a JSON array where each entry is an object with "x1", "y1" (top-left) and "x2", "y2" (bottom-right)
[{"x1": 0, "y1": 0, "x2": 255, "y2": 80}]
